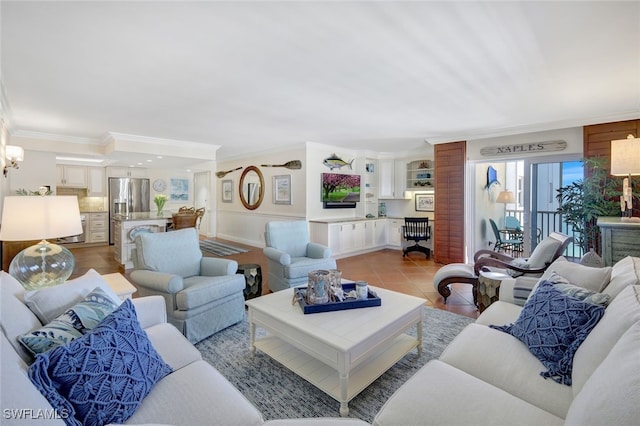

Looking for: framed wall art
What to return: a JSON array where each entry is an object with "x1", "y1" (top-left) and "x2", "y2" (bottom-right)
[
  {"x1": 221, "y1": 179, "x2": 233, "y2": 203},
  {"x1": 273, "y1": 174, "x2": 292, "y2": 205},
  {"x1": 170, "y1": 178, "x2": 190, "y2": 202},
  {"x1": 415, "y1": 193, "x2": 434, "y2": 212}
]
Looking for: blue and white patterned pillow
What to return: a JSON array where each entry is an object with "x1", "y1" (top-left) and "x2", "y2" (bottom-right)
[
  {"x1": 19, "y1": 287, "x2": 120, "y2": 356},
  {"x1": 491, "y1": 280, "x2": 605, "y2": 385},
  {"x1": 28, "y1": 299, "x2": 172, "y2": 426}
]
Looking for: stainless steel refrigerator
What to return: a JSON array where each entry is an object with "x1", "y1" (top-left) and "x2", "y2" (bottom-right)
[{"x1": 108, "y1": 177, "x2": 150, "y2": 244}]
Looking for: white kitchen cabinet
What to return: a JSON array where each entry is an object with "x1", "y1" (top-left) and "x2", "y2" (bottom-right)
[
  {"x1": 339, "y1": 222, "x2": 366, "y2": 253},
  {"x1": 365, "y1": 219, "x2": 387, "y2": 247},
  {"x1": 56, "y1": 165, "x2": 88, "y2": 187},
  {"x1": 374, "y1": 219, "x2": 387, "y2": 246},
  {"x1": 310, "y1": 219, "x2": 388, "y2": 258},
  {"x1": 87, "y1": 212, "x2": 108, "y2": 243},
  {"x1": 87, "y1": 167, "x2": 106, "y2": 196},
  {"x1": 378, "y1": 159, "x2": 408, "y2": 200},
  {"x1": 387, "y1": 218, "x2": 403, "y2": 247},
  {"x1": 107, "y1": 167, "x2": 148, "y2": 178}
]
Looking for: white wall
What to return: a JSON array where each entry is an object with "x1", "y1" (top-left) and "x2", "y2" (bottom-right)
[
  {"x1": 216, "y1": 147, "x2": 307, "y2": 246},
  {"x1": 10, "y1": 150, "x2": 56, "y2": 194}
]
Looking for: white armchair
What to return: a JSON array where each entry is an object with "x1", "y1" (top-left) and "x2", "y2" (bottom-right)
[
  {"x1": 130, "y1": 228, "x2": 245, "y2": 343},
  {"x1": 263, "y1": 221, "x2": 337, "y2": 292}
]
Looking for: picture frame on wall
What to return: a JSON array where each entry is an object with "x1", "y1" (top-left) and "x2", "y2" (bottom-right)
[
  {"x1": 273, "y1": 174, "x2": 292, "y2": 205},
  {"x1": 415, "y1": 193, "x2": 434, "y2": 212},
  {"x1": 221, "y1": 179, "x2": 233, "y2": 203},
  {"x1": 170, "y1": 178, "x2": 190, "y2": 202}
]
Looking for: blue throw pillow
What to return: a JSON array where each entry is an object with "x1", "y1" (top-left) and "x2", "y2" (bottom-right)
[
  {"x1": 28, "y1": 299, "x2": 172, "y2": 426},
  {"x1": 490, "y1": 280, "x2": 605, "y2": 385},
  {"x1": 19, "y1": 287, "x2": 120, "y2": 356}
]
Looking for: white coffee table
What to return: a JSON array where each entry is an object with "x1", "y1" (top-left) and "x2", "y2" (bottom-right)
[{"x1": 245, "y1": 286, "x2": 426, "y2": 416}]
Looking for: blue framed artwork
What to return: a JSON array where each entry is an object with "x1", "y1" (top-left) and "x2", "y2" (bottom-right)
[{"x1": 170, "y1": 178, "x2": 190, "y2": 202}]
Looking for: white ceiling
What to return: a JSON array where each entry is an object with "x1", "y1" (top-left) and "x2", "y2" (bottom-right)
[{"x1": 1, "y1": 1, "x2": 639, "y2": 167}]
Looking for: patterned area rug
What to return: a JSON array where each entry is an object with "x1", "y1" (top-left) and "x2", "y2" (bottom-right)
[
  {"x1": 196, "y1": 306, "x2": 474, "y2": 422},
  {"x1": 199, "y1": 239, "x2": 249, "y2": 256}
]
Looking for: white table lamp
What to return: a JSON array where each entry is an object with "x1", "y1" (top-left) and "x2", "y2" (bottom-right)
[
  {"x1": 611, "y1": 134, "x2": 640, "y2": 221},
  {"x1": 0, "y1": 195, "x2": 83, "y2": 290}
]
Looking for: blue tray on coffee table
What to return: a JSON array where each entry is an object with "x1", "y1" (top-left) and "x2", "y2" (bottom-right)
[{"x1": 294, "y1": 282, "x2": 381, "y2": 314}]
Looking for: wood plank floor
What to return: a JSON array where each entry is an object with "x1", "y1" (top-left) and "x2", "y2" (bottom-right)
[{"x1": 69, "y1": 240, "x2": 479, "y2": 320}]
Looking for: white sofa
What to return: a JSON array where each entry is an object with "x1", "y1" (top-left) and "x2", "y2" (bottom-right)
[
  {"x1": 0, "y1": 269, "x2": 266, "y2": 425},
  {"x1": 373, "y1": 255, "x2": 640, "y2": 426},
  {"x1": 1, "y1": 269, "x2": 370, "y2": 426}
]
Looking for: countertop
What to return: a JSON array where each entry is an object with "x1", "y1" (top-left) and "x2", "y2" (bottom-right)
[
  {"x1": 597, "y1": 216, "x2": 640, "y2": 227},
  {"x1": 113, "y1": 212, "x2": 173, "y2": 221},
  {"x1": 309, "y1": 216, "x2": 405, "y2": 224}
]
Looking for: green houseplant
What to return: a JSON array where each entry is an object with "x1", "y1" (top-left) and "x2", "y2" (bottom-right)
[{"x1": 555, "y1": 157, "x2": 623, "y2": 255}]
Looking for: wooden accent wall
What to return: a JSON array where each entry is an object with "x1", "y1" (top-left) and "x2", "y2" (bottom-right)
[
  {"x1": 434, "y1": 141, "x2": 466, "y2": 264},
  {"x1": 584, "y1": 119, "x2": 640, "y2": 217},
  {"x1": 583, "y1": 119, "x2": 640, "y2": 167}
]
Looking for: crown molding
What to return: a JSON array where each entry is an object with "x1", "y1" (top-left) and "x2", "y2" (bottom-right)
[
  {"x1": 104, "y1": 132, "x2": 220, "y2": 151},
  {"x1": 10, "y1": 130, "x2": 100, "y2": 145}
]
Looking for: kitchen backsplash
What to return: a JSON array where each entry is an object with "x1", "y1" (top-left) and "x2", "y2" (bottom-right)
[{"x1": 56, "y1": 187, "x2": 107, "y2": 212}]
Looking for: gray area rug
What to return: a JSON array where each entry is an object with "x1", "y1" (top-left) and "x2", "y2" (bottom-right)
[
  {"x1": 199, "y1": 239, "x2": 249, "y2": 256},
  {"x1": 196, "y1": 306, "x2": 474, "y2": 422}
]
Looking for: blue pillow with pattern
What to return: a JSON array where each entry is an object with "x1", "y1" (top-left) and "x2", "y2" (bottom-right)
[
  {"x1": 491, "y1": 280, "x2": 605, "y2": 385},
  {"x1": 19, "y1": 287, "x2": 120, "y2": 356},
  {"x1": 28, "y1": 299, "x2": 172, "y2": 426}
]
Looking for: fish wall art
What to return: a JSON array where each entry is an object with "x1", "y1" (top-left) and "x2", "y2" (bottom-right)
[{"x1": 323, "y1": 153, "x2": 353, "y2": 170}]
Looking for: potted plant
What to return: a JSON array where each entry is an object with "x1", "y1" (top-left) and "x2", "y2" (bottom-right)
[{"x1": 556, "y1": 157, "x2": 623, "y2": 256}]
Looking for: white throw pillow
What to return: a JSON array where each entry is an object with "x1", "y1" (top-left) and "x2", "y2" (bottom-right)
[
  {"x1": 571, "y1": 285, "x2": 640, "y2": 395},
  {"x1": 539, "y1": 257, "x2": 612, "y2": 293},
  {"x1": 565, "y1": 322, "x2": 640, "y2": 426},
  {"x1": 604, "y1": 256, "x2": 640, "y2": 300},
  {"x1": 23, "y1": 269, "x2": 120, "y2": 324}
]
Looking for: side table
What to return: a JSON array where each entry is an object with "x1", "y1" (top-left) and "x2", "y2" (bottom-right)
[
  {"x1": 237, "y1": 263, "x2": 262, "y2": 300},
  {"x1": 101, "y1": 272, "x2": 137, "y2": 300},
  {"x1": 476, "y1": 271, "x2": 510, "y2": 312}
]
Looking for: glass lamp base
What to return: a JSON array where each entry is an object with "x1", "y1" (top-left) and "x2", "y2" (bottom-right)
[{"x1": 9, "y1": 240, "x2": 75, "y2": 291}]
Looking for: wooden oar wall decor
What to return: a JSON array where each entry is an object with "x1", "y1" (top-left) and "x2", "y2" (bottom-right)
[
  {"x1": 260, "y1": 160, "x2": 302, "y2": 169},
  {"x1": 216, "y1": 167, "x2": 243, "y2": 178}
]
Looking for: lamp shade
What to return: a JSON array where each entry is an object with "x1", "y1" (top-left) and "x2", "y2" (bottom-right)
[
  {"x1": 611, "y1": 135, "x2": 640, "y2": 176},
  {"x1": 496, "y1": 190, "x2": 516, "y2": 204},
  {"x1": 0, "y1": 196, "x2": 82, "y2": 241}
]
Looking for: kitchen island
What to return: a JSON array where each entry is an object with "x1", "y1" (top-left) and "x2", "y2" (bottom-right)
[{"x1": 112, "y1": 212, "x2": 172, "y2": 270}]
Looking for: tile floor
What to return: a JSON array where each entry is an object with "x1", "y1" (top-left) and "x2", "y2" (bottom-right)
[{"x1": 70, "y1": 240, "x2": 479, "y2": 320}]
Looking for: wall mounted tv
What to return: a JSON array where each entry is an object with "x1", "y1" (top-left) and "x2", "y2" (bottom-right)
[{"x1": 321, "y1": 173, "x2": 361, "y2": 209}]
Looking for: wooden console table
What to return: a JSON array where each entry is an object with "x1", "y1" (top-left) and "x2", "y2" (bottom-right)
[{"x1": 597, "y1": 217, "x2": 640, "y2": 266}]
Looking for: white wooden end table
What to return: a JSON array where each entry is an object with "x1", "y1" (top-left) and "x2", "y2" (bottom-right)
[
  {"x1": 101, "y1": 273, "x2": 137, "y2": 300},
  {"x1": 245, "y1": 286, "x2": 426, "y2": 416}
]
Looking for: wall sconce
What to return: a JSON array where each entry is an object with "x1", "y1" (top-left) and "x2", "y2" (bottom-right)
[
  {"x1": 611, "y1": 134, "x2": 640, "y2": 221},
  {"x1": 3, "y1": 145, "x2": 24, "y2": 177}
]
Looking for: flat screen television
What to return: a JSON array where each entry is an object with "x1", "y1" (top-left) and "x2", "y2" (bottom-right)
[{"x1": 321, "y1": 173, "x2": 361, "y2": 208}]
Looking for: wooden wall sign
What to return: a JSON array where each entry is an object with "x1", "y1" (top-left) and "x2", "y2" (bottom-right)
[{"x1": 480, "y1": 140, "x2": 567, "y2": 156}]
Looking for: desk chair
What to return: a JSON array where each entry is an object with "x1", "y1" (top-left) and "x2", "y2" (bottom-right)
[{"x1": 402, "y1": 217, "x2": 431, "y2": 258}]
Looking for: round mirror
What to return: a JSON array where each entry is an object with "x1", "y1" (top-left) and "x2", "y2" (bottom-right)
[{"x1": 239, "y1": 166, "x2": 264, "y2": 210}]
